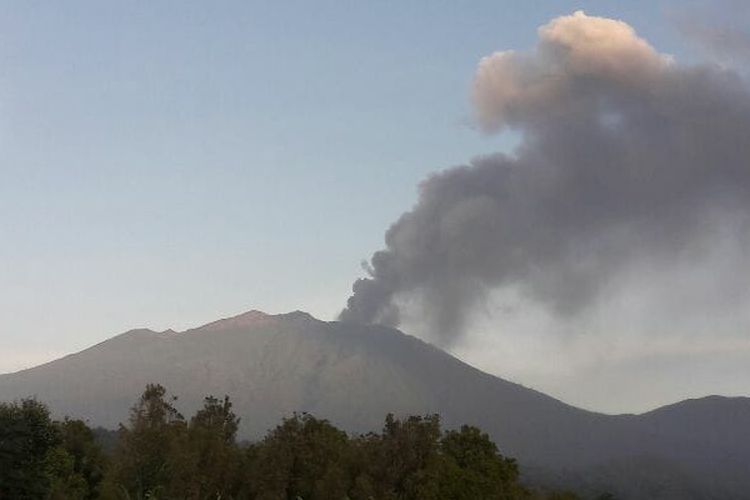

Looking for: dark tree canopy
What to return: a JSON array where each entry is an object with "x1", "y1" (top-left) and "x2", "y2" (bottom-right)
[
  {"x1": 0, "y1": 400, "x2": 106, "y2": 499},
  {"x1": 2, "y1": 385, "x2": 587, "y2": 499}
]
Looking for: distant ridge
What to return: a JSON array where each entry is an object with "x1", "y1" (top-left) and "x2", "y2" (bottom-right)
[
  {"x1": 1, "y1": 310, "x2": 748, "y2": 499},
  {"x1": 192, "y1": 310, "x2": 313, "y2": 333}
]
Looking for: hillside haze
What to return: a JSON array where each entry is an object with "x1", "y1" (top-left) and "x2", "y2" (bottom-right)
[{"x1": 1, "y1": 310, "x2": 748, "y2": 499}]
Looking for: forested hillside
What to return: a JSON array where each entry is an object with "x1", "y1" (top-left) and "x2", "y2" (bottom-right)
[
  {"x1": 2, "y1": 311, "x2": 748, "y2": 499},
  {"x1": 0, "y1": 385, "x2": 590, "y2": 499}
]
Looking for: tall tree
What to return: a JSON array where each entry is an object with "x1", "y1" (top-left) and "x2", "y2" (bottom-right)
[
  {"x1": 439, "y1": 425, "x2": 524, "y2": 499},
  {"x1": 0, "y1": 399, "x2": 61, "y2": 498},
  {"x1": 379, "y1": 413, "x2": 444, "y2": 498},
  {"x1": 52, "y1": 418, "x2": 107, "y2": 499},
  {"x1": 246, "y1": 412, "x2": 351, "y2": 499},
  {"x1": 169, "y1": 395, "x2": 243, "y2": 498},
  {"x1": 105, "y1": 384, "x2": 185, "y2": 498}
]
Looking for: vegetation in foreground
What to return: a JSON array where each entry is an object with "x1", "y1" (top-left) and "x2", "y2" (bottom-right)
[{"x1": 0, "y1": 384, "x2": 591, "y2": 499}]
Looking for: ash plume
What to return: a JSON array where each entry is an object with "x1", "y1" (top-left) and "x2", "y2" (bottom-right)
[
  {"x1": 340, "y1": 11, "x2": 750, "y2": 344},
  {"x1": 672, "y1": 1, "x2": 750, "y2": 67}
]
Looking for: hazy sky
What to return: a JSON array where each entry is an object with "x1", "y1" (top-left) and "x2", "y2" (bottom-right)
[{"x1": 2, "y1": 1, "x2": 747, "y2": 414}]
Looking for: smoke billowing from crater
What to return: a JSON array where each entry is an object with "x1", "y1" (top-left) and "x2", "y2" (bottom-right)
[{"x1": 340, "y1": 11, "x2": 750, "y2": 344}]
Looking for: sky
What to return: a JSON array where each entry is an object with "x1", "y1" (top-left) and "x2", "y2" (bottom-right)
[{"x1": 2, "y1": 0, "x2": 748, "y2": 414}]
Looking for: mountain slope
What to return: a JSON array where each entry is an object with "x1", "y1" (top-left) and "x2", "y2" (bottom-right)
[{"x1": 1, "y1": 311, "x2": 748, "y2": 498}]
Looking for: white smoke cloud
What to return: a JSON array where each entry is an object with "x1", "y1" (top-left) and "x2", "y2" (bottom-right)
[{"x1": 473, "y1": 11, "x2": 671, "y2": 131}]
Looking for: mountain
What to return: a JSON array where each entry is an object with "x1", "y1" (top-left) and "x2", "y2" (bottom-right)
[{"x1": 1, "y1": 310, "x2": 748, "y2": 499}]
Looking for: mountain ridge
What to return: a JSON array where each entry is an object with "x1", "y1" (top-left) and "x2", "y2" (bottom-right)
[{"x1": 1, "y1": 309, "x2": 748, "y2": 499}]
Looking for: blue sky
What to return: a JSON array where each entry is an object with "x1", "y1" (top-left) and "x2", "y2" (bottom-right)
[{"x1": 0, "y1": 1, "x2": 732, "y2": 409}]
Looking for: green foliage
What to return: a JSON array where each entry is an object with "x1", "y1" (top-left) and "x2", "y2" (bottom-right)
[
  {"x1": 105, "y1": 383, "x2": 186, "y2": 498},
  {"x1": 366, "y1": 413, "x2": 445, "y2": 498},
  {"x1": 246, "y1": 412, "x2": 351, "y2": 499},
  {"x1": 0, "y1": 399, "x2": 61, "y2": 498},
  {"x1": 0, "y1": 400, "x2": 107, "y2": 499},
  {"x1": 53, "y1": 418, "x2": 108, "y2": 499},
  {"x1": 47, "y1": 444, "x2": 89, "y2": 499},
  {"x1": 168, "y1": 395, "x2": 243, "y2": 498},
  {"x1": 346, "y1": 415, "x2": 533, "y2": 500},
  {"x1": 439, "y1": 425, "x2": 524, "y2": 499},
  {"x1": 2, "y1": 385, "x2": 581, "y2": 499}
]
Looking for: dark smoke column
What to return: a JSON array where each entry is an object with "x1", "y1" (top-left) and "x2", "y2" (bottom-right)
[
  {"x1": 340, "y1": 11, "x2": 750, "y2": 345},
  {"x1": 339, "y1": 262, "x2": 400, "y2": 327}
]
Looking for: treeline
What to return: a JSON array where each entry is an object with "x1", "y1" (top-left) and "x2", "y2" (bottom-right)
[{"x1": 1, "y1": 384, "x2": 588, "y2": 499}]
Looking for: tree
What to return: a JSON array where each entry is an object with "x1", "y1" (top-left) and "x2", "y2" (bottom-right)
[
  {"x1": 46, "y1": 444, "x2": 89, "y2": 499},
  {"x1": 378, "y1": 413, "x2": 444, "y2": 498},
  {"x1": 246, "y1": 412, "x2": 351, "y2": 499},
  {"x1": 105, "y1": 384, "x2": 185, "y2": 498},
  {"x1": 355, "y1": 415, "x2": 534, "y2": 500},
  {"x1": 0, "y1": 399, "x2": 111, "y2": 500},
  {"x1": 52, "y1": 418, "x2": 107, "y2": 499},
  {"x1": 0, "y1": 398, "x2": 61, "y2": 498},
  {"x1": 169, "y1": 395, "x2": 243, "y2": 499},
  {"x1": 1, "y1": 387, "x2": 589, "y2": 499},
  {"x1": 439, "y1": 425, "x2": 524, "y2": 499}
]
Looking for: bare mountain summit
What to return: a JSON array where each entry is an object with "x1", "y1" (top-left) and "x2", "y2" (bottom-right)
[{"x1": 1, "y1": 311, "x2": 748, "y2": 499}]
